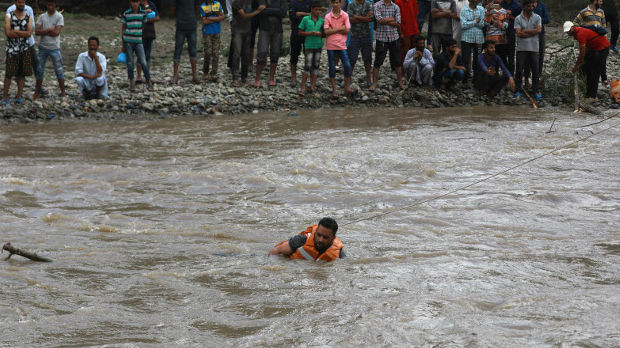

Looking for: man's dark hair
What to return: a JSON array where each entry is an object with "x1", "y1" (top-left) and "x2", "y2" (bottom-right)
[
  {"x1": 318, "y1": 217, "x2": 339, "y2": 235},
  {"x1": 47, "y1": 0, "x2": 56, "y2": 3},
  {"x1": 88, "y1": 36, "x2": 99, "y2": 45},
  {"x1": 311, "y1": 1, "x2": 321, "y2": 8},
  {"x1": 446, "y1": 38, "x2": 457, "y2": 47},
  {"x1": 483, "y1": 40, "x2": 496, "y2": 50},
  {"x1": 522, "y1": 0, "x2": 533, "y2": 6},
  {"x1": 416, "y1": 35, "x2": 426, "y2": 42}
]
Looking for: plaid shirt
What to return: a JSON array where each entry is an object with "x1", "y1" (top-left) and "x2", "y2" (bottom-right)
[
  {"x1": 374, "y1": 0, "x2": 401, "y2": 42},
  {"x1": 460, "y1": 5, "x2": 485, "y2": 44}
]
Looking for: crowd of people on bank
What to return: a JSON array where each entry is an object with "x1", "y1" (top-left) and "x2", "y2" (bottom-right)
[{"x1": 1, "y1": 0, "x2": 618, "y2": 107}]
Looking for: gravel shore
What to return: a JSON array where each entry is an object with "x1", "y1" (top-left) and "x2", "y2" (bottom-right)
[{"x1": 0, "y1": 17, "x2": 617, "y2": 124}]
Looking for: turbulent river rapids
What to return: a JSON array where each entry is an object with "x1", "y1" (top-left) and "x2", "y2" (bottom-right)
[{"x1": 1, "y1": 107, "x2": 619, "y2": 347}]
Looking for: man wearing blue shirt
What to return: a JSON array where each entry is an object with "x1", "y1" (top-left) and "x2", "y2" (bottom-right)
[{"x1": 476, "y1": 40, "x2": 515, "y2": 97}]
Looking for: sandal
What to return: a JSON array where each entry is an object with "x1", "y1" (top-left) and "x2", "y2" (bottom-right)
[
  {"x1": 0, "y1": 99, "x2": 9, "y2": 106},
  {"x1": 269, "y1": 80, "x2": 276, "y2": 87},
  {"x1": 253, "y1": 81, "x2": 261, "y2": 88},
  {"x1": 14, "y1": 97, "x2": 24, "y2": 105},
  {"x1": 298, "y1": 89, "x2": 305, "y2": 96}
]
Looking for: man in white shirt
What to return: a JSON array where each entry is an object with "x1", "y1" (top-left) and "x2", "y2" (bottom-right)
[
  {"x1": 403, "y1": 36, "x2": 435, "y2": 86},
  {"x1": 75, "y1": 36, "x2": 108, "y2": 100}
]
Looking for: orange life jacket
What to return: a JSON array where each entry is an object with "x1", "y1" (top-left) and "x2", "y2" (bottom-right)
[
  {"x1": 277, "y1": 225, "x2": 344, "y2": 262},
  {"x1": 611, "y1": 79, "x2": 620, "y2": 102}
]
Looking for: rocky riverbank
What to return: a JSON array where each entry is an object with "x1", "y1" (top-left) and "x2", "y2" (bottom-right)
[{"x1": 0, "y1": 26, "x2": 618, "y2": 125}]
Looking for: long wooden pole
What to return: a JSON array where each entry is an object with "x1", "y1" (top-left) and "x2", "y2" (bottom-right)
[
  {"x1": 573, "y1": 46, "x2": 581, "y2": 112},
  {"x1": 2, "y1": 243, "x2": 52, "y2": 262}
]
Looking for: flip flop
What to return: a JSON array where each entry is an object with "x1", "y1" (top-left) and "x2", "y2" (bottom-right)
[
  {"x1": 297, "y1": 89, "x2": 305, "y2": 96},
  {"x1": 269, "y1": 80, "x2": 276, "y2": 87},
  {"x1": 14, "y1": 98, "x2": 24, "y2": 105},
  {"x1": 0, "y1": 99, "x2": 9, "y2": 106}
]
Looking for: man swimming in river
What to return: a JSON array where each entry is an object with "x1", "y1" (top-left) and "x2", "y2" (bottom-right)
[{"x1": 269, "y1": 217, "x2": 345, "y2": 261}]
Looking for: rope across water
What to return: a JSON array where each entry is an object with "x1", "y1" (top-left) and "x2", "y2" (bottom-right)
[{"x1": 342, "y1": 115, "x2": 620, "y2": 226}]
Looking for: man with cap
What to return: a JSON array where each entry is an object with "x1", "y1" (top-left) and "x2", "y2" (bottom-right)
[{"x1": 564, "y1": 20, "x2": 610, "y2": 103}]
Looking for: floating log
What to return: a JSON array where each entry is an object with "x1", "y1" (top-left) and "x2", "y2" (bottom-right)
[{"x1": 2, "y1": 243, "x2": 52, "y2": 262}]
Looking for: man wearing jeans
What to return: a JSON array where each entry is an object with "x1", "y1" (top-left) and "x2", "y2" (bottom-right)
[
  {"x1": 122, "y1": 0, "x2": 153, "y2": 91},
  {"x1": 33, "y1": 0, "x2": 64, "y2": 99},
  {"x1": 370, "y1": 0, "x2": 406, "y2": 91},
  {"x1": 325, "y1": 0, "x2": 353, "y2": 96},
  {"x1": 171, "y1": 0, "x2": 201, "y2": 84},
  {"x1": 347, "y1": 0, "x2": 373, "y2": 87}
]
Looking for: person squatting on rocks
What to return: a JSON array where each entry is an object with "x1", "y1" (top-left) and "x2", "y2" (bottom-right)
[
  {"x1": 403, "y1": 35, "x2": 435, "y2": 86},
  {"x1": 269, "y1": 217, "x2": 345, "y2": 262},
  {"x1": 3, "y1": 0, "x2": 33, "y2": 106},
  {"x1": 121, "y1": 0, "x2": 153, "y2": 92},
  {"x1": 75, "y1": 36, "x2": 109, "y2": 100},
  {"x1": 475, "y1": 40, "x2": 516, "y2": 98},
  {"x1": 33, "y1": 0, "x2": 65, "y2": 100},
  {"x1": 433, "y1": 38, "x2": 465, "y2": 89}
]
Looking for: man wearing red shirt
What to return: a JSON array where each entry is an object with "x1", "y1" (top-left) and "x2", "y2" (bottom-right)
[
  {"x1": 396, "y1": 0, "x2": 419, "y2": 61},
  {"x1": 564, "y1": 21, "x2": 609, "y2": 101}
]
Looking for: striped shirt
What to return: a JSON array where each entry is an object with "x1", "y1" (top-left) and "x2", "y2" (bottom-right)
[
  {"x1": 573, "y1": 6, "x2": 606, "y2": 28},
  {"x1": 121, "y1": 8, "x2": 147, "y2": 44},
  {"x1": 374, "y1": 0, "x2": 401, "y2": 43}
]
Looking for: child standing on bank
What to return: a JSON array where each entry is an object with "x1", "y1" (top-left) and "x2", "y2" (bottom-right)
[
  {"x1": 297, "y1": 2, "x2": 324, "y2": 95},
  {"x1": 200, "y1": 0, "x2": 225, "y2": 82},
  {"x1": 121, "y1": 0, "x2": 153, "y2": 91},
  {"x1": 324, "y1": 0, "x2": 353, "y2": 97}
]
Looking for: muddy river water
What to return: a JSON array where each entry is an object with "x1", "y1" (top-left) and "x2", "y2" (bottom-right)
[{"x1": 1, "y1": 107, "x2": 619, "y2": 347}]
